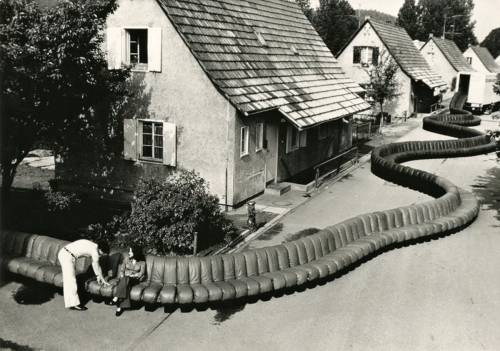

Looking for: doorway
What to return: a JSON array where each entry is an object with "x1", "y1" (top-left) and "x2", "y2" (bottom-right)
[{"x1": 265, "y1": 123, "x2": 278, "y2": 183}]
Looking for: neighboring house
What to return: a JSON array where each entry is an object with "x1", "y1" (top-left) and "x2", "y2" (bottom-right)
[
  {"x1": 413, "y1": 40, "x2": 425, "y2": 51},
  {"x1": 420, "y1": 36, "x2": 475, "y2": 100},
  {"x1": 495, "y1": 55, "x2": 500, "y2": 65},
  {"x1": 55, "y1": 0, "x2": 369, "y2": 209},
  {"x1": 462, "y1": 46, "x2": 500, "y2": 74},
  {"x1": 336, "y1": 19, "x2": 447, "y2": 117}
]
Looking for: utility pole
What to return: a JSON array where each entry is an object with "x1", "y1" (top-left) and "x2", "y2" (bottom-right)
[
  {"x1": 358, "y1": 3, "x2": 361, "y2": 28},
  {"x1": 443, "y1": 14, "x2": 465, "y2": 40},
  {"x1": 442, "y1": 14, "x2": 447, "y2": 39}
]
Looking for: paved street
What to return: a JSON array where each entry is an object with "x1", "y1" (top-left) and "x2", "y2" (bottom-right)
[{"x1": 1, "y1": 116, "x2": 500, "y2": 351}]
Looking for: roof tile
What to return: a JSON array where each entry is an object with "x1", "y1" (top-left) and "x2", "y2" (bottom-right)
[
  {"x1": 157, "y1": 0, "x2": 369, "y2": 128},
  {"x1": 470, "y1": 46, "x2": 500, "y2": 73},
  {"x1": 367, "y1": 20, "x2": 447, "y2": 89}
]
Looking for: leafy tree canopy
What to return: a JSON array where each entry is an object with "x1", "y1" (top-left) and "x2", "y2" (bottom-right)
[
  {"x1": 0, "y1": 0, "x2": 131, "y2": 195},
  {"x1": 295, "y1": 0, "x2": 313, "y2": 21},
  {"x1": 396, "y1": 0, "x2": 478, "y2": 51},
  {"x1": 396, "y1": 0, "x2": 421, "y2": 39},
  {"x1": 359, "y1": 9, "x2": 396, "y2": 25},
  {"x1": 481, "y1": 28, "x2": 500, "y2": 59},
  {"x1": 313, "y1": 0, "x2": 359, "y2": 56},
  {"x1": 364, "y1": 53, "x2": 400, "y2": 123}
]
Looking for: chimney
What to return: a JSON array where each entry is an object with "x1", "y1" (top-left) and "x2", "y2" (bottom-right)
[
  {"x1": 365, "y1": 15, "x2": 370, "y2": 20},
  {"x1": 429, "y1": 33, "x2": 433, "y2": 38}
]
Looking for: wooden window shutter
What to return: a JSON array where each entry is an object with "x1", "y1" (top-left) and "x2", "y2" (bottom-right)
[
  {"x1": 107, "y1": 27, "x2": 123, "y2": 70},
  {"x1": 372, "y1": 47, "x2": 379, "y2": 65},
  {"x1": 123, "y1": 119, "x2": 138, "y2": 161},
  {"x1": 163, "y1": 122, "x2": 176, "y2": 166},
  {"x1": 300, "y1": 130, "x2": 307, "y2": 147},
  {"x1": 148, "y1": 28, "x2": 162, "y2": 72},
  {"x1": 353, "y1": 46, "x2": 361, "y2": 64}
]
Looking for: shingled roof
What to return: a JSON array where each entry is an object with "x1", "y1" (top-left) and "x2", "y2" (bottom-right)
[
  {"x1": 470, "y1": 46, "x2": 500, "y2": 73},
  {"x1": 156, "y1": 0, "x2": 370, "y2": 129},
  {"x1": 423, "y1": 37, "x2": 474, "y2": 73},
  {"x1": 339, "y1": 20, "x2": 447, "y2": 90}
]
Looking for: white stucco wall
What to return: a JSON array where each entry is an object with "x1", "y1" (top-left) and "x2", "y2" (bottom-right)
[
  {"x1": 420, "y1": 40, "x2": 457, "y2": 100},
  {"x1": 336, "y1": 23, "x2": 412, "y2": 117},
  {"x1": 105, "y1": 0, "x2": 237, "y2": 205},
  {"x1": 463, "y1": 48, "x2": 489, "y2": 73}
]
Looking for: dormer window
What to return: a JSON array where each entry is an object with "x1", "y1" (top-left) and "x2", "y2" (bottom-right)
[
  {"x1": 290, "y1": 44, "x2": 299, "y2": 55},
  {"x1": 254, "y1": 30, "x2": 268, "y2": 47}
]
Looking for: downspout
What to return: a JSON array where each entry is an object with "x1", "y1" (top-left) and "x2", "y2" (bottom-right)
[{"x1": 225, "y1": 100, "x2": 230, "y2": 212}]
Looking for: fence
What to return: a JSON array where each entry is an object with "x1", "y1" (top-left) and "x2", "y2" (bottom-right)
[
  {"x1": 430, "y1": 102, "x2": 444, "y2": 113},
  {"x1": 313, "y1": 146, "x2": 358, "y2": 188}
]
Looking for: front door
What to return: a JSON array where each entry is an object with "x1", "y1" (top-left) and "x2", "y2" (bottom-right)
[{"x1": 265, "y1": 123, "x2": 278, "y2": 182}]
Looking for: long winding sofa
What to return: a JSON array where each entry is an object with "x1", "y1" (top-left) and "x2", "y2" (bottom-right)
[{"x1": 1, "y1": 95, "x2": 496, "y2": 306}]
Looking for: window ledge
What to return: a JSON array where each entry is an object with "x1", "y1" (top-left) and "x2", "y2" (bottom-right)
[
  {"x1": 138, "y1": 158, "x2": 164, "y2": 165},
  {"x1": 240, "y1": 152, "x2": 249, "y2": 158}
]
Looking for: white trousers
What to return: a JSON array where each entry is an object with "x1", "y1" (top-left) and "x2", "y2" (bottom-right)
[{"x1": 58, "y1": 249, "x2": 80, "y2": 308}]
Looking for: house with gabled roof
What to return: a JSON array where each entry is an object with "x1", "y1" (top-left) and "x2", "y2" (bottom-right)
[
  {"x1": 463, "y1": 46, "x2": 500, "y2": 74},
  {"x1": 55, "y1": 0, "x2": 369, "y2": 208},
  {"x1": 336, "y1": 19, "x2": 447, "y2": 117},
  {"x1": 420, "y1": 36, "x2": 475, "y2": 100}
]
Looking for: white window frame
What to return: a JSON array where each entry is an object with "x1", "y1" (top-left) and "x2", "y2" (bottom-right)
[
  {"x1": 125, "y1": 28, "x2": 149, "y2": 71},
  {"x1": 139, "y1": 120, "x2": 164, "y2": 162},
  {"x1": 255, "y1": 123, "x2": 264, "y2": 152},
  {"x1": 466, "y1": 57, "x2": 472, "y2": 64},
  {"x1": 240, "y1": 126, "x2": 249, "y2": 157},
  {"x1": 286, "y1": 124, "x2": 300, "y2": 153},
  {"x1": 361, "y1": 47, "x2": 373, "y2": 65}
]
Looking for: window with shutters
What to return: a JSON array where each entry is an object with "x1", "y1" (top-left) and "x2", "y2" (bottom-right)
[
  {"x1": 123, "y1": 119, "x2": 176, "y2": 166},
  {"x1": 107, "y1": 27, "x2": 162, "y2": 72},
  {"x1": 353, "y1": 46, "x2": 379, "y2": 66}
]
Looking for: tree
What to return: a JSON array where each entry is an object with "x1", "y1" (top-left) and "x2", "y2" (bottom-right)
[
  {"x1": 295, "y1": 0, "x2": 313, "y2": 22},
  {"x1": 396, "y1": 0, "x2": 421, "y2": 39},
  {"x1": 313, "y1": 0, "x2": 358, "y2": 56},
  {"x1": 395, "y1": 0, "x2": 477, "y2": 52},
  {"x1": 481, "y1": 28, "x2": 500, "y2": 59},
  {"x1": 0, "y1": 0, "x2": 131, "y2": 198},
  {"x1": 364, "y1": 54, "x2": 400, "y2": 129}
]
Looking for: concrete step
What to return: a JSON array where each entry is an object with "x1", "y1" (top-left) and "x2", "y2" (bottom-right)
[{"x1": 264, "y1": 183, "x2": 291, "y2": 196}]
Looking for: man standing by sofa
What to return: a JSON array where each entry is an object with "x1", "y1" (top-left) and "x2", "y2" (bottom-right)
[{"x1": 58, "y1": 239, "x2": 110, "y2": 311}]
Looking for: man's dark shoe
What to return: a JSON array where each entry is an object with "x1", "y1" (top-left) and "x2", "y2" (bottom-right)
[
  {"x1": 115, "y1": 309, "x2": 123, "y2": 317},
  {"x1": 70, "y1": 305, "x2": 88, "y2": 311},
  {"x1": 107, "y1": 300, "x2": 117, "y2": 306}
]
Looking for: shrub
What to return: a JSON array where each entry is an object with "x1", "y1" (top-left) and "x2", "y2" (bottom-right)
[
  {"x1": 450, "y1": 77, "x2": 457, "y2": 92},
  {"x1": 125, "y1": 170, "x2": 235, "y2": 256},
  {"x1": 82, "y1": 215, "x2": 127, "y2": 245},
  {"x1": 44, "y1": 190, "x2": 81, "y2": 212}
]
